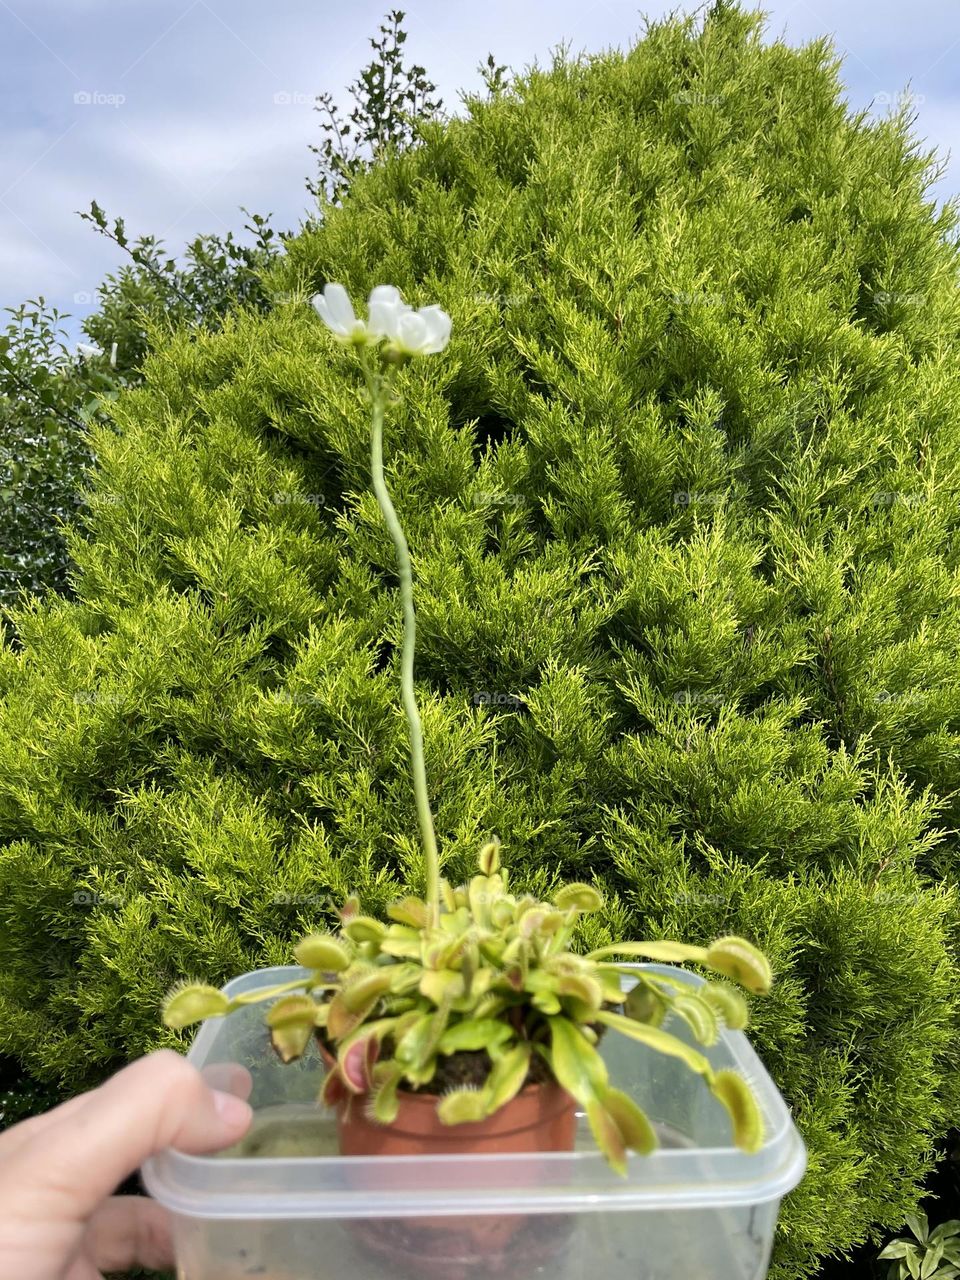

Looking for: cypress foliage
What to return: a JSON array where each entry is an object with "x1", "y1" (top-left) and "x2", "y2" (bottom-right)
[{"x1": 1, "y1": 7, "x2": 959, "y2": 1275}]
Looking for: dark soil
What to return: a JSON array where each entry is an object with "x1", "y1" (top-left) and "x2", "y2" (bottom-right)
[{"x1": 410, "y1": 1046, "x2": 555, "y2": 1095}]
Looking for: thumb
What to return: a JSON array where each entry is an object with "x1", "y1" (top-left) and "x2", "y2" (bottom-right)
[{"x1": 2, "y1": 1050, "x2": 252, "y2": 1223}]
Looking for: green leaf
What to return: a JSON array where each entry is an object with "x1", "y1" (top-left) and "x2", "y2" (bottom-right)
[
  {"x1": 700, "y1": 982, "x2": 749, "y2": 1030},
  {"x1": 704, "y1": 937, "x2": 773, "y2": 994},
  {"x1": 586, "y1": 941, "x2": 709, "y2": 964},
  {"x1": 342, "y1": 968, "x2": 394, "y2": 1012},
  {"x1": 228, "y1": 978, "x2": 317, "y2": 1007},
  {"x1": 623, "y1": 981, "x2": 667, "y2": 1026},
  {"x1": 710, "y1": 1069, "x2": 764, "y2": 1153},
  {"x1": 909, "y1": 1215, "x2": 932, "y2": 1245},
  {"x1": 881, "y1": 1242, "x2": 914, "y2": 1260},
  {"x1": 396, "y1": 1007, "x2": 449, "y2": 1070},
  {"x1": 265, "y1": 994, "x2": 319, "y2": 1062},
  {"x1": 586, "y1": 1099, "x2": 627, "y2": 1175},
  {"x1": 478, "y1": 836, "x2": 501, "y2": 875},
  {"x1": 553, "y1": 882, "x2": 604, "y2": 912},
  {"x1": 386, "y1": 896, "x2": 430, "y2": 927},
  {"x1": 553, "y1": 971, "x2": 604, "y2": 1012},
  {"x1": 162, "y1": 983, "x2": 229, "y2": 1029},
  {"x1": 370, "y1": 1062, "x2": 403, "y2": 1123},
  {"x1": 603, "y1": 1087, "x2": 658, "y2": 1155},
  {"x1": 343, "y1": 915, "x2": 388, "y2": 944},
  {"x1": 419, "y1": 968, "x2": 464, "y2": 1004},
  {"x1": 468, "y1": 873, "x2": 502, "y2": 925},
  {"x1": 546, "y1": 1016, "x2": 609, "y2": 1107},
  {"x1": 671, "y1": 993, "x2": 720, "y2": 1045},
  {"x1": 483, "y1": 1043, "x2": 531, "y2": 1111},
  {"x1": 922, "y1": 1242, "x2": 945, "y2": 1278},
  {"x1": 326, "y1": 987, "x2": 379, "y2": 1041},
  {"x1": 380, "y1": 925, "x2": 423, "y2": 959},
  {"x1": 596, "y1": 1010, "x2": 713, "y2": 1076},
  {"x1": 294, "y1": 934, "x2": 351, "y2": 972},
  {"x1": 438, "y1": 1018, "x2": 514, "y2": 1054},
  {"x1": 437, "y1": 1088, "x2": 488, "y2": 1124}
]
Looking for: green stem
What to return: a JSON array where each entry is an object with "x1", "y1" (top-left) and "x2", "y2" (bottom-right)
[{"x1": 362, "y1": 355, "x2": 440, "y2": 927}]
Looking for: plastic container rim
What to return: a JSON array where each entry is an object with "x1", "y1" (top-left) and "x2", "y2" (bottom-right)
[{"x1": 142, "y1": 963, "x2": 807, "y2": 1219}]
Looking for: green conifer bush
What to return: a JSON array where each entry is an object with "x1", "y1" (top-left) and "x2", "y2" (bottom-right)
[{"x1": 1, "y1": 6, "x2": 959, "y2": 1275}]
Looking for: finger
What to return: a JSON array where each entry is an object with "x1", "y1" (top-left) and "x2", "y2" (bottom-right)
[
  {"x1": 82, "y1": 1196, "x2": 173, "y2": 1273},
  {"x1": 0, "y1": 1062, "x2": 252, "y2": 1161},
  {"x1": 198, "y1": 1061, "x2": 254, "y2": 1101},
  {"x1": 2, "y1": 1050, "x2": 252, "y2": 1222}
]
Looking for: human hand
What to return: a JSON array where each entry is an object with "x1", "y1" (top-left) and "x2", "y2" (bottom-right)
[{"x1": 0, "y1": 1049, "x2": 253, "y2": 1279}]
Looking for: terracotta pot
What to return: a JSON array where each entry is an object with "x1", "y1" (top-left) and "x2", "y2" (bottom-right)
[
  {"x1": 321, "y1": 1046, "x2": 578, "y2": 1277},
  {"x1": 336, "y1": 1077, "x2": 577, "y2": 1156}
]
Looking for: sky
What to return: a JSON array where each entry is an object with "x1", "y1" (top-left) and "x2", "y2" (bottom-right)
[{"x1": 1, "y1": 0, "x2": 959, "y2": 344}]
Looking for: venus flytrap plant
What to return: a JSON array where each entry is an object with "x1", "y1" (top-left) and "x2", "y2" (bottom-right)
[{"x1": 164, "y1": 283, "x2": 773, "y2": 1174}]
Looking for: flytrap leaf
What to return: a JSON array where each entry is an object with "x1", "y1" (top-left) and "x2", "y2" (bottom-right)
[
  {"x1": 437, "y1": 1088, "x2": 488, "y2": 1124},
  {"x1": 704, "y1": 937, "x2": 773, "y2": 995},
  {"x1": 294, "y1": 934, "x2": 351, "y2": 972},
  {"x1": 162, "y1": 983, "x2": 230, "y2": 1029},
  {"x1": 266, "y1": 994, "x2": 320, "y2": 1062},
  {"x1": 710, "y1": 1070, "x2": 765, "y2": 1153}
]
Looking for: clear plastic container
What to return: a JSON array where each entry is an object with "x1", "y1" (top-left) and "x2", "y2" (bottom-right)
[{"x1": 143, "y1": 963, "x2": 806, "y2": 1280}]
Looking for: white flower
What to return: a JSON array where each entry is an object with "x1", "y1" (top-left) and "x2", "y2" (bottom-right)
[
  {"x1": 311, "y1": 282, "x2": 451, "y2": 356},
  {"x1": 76, "y1": 342, "x2": 103, "y2": 360},
  {"x1": 311, "y1": 283, "x2": 371, "y2": 345},
  {"x1": 366, "y1": 284, "x2": 410, "y2": 339},
  {"x1": 386, "y1": 304, "x2": 452, "y2": 357}
]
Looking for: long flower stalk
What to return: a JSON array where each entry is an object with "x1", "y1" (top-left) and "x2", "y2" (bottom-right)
[{"x1": 360, "y1": 352, "x2": 440, "y2": 927}]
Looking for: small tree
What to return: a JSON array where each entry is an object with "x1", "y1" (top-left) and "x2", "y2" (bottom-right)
[
  {"x1": 0, "y1": 10, "x2": 440, "y2": 609},
  {"x1": 0, "y1": 302, "x2": 109, "y2": 604},
  {"x1": 309, "y1": 8, "x2": 443, "y2": 203}
]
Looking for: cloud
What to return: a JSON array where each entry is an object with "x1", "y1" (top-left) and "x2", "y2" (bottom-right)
[{"x1": 1, "y1": 0, "x2": 959, "y2": 335}]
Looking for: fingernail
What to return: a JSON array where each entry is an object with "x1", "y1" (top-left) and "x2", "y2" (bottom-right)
[{"x1": 213, "y1": 1089, "x2": 253, "y2": 1128}]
